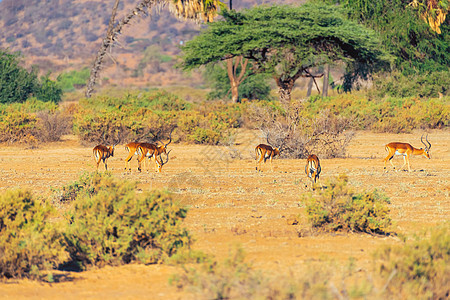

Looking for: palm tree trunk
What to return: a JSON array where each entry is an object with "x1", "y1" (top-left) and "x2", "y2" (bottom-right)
[
  {"x1": 86, "y1": 0, "x2": 161, "y2": 98},
  {"x1": 85, "y1": 0, "x2": 121, "y2": 98}
]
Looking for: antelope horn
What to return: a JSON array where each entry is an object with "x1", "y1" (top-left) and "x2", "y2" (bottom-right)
[
  {"x1": 159, "y1": 149, "x2": 172, "y2": 166},
  {"x1": 421, "y1": 134, "x2": 426, "y2": 148},
  {"x1": 266, "y1": 132, "x2": 275, "y2": 148},
  {"x1": 426, "y1": 134, "x2": 431, "y2": 149},
  {"x1": 164, "y1": 128, "x2": 173, "y2": 148}
]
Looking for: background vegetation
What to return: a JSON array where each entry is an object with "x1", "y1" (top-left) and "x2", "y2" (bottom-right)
[{"x1": 0, "y1": 49, "x2": 62, "y2": 104}]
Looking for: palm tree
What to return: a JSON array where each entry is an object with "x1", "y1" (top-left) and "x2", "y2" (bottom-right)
[
  {"x1": 86, "y1": 0, "x2": 225, "y2": 98},
  {"x1": 409, "y1": 0, "x2": 448, "y2": 34}
]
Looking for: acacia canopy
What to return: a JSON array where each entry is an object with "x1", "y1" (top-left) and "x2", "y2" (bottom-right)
[{"x1": 181, "y1": 3, "x2": 391, "y2": 103}]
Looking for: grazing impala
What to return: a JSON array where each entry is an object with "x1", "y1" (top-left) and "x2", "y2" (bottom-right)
[
  {"x1": 124, "y1": 142, "x2": 143, "y2": 171},
  {"x1": 137, "y1": 131, "x2": 173, "y2": 172},
  {"x1": 93, "y1": 144, "x2": 115, "y2": 171},
  {"x1": 305, "y1": 154, "x2": 321, "y2": 189},
  {"x1": 383, "y1": 134, "x2": 431, "y2": 172},
  {"x1": 255, "y1": 144, "x2": 280, "y2": 171},
  {"x1": 136, "y1": 142, "x2": 158, "y2": 172}
]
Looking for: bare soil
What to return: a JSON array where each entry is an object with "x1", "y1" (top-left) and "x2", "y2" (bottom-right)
[{"x1": 0, "y1": 129, "x2": 448, "y2": 299}]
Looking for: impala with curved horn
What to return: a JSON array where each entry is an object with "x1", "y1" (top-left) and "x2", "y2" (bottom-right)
[
  {"x1": 155, "y1": 149, "x2": 172, "y2": 173},
  {"x1": 137, "y1": 130, "x2": 173, "y2": 172},
  {"x1": 93, "y1": 144, "x2": 115, "y2": 171},
  {"x1": 305, "y1": 154, "x2": 321, "y2": 190},
  {"x1": 383, "y1": 134, "x2": 431, "y2": 172},
  {"x1": 136, "y1": 142, "x2": 158, "y2": 172}
]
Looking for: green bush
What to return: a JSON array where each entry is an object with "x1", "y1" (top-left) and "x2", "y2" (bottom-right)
[
  {"x1": 63, "y1": 172, "x2": 192, "y2": 269},
  {"x1": 0, "y1": 190, "x2": 68, "y2": 280},
  {"x1": 204, "y1": 63, "x2": 272, "y2": 101},
  {"x1": 372, "y1": 71, "x2": 450, "y2": 99},
  {"x1": 56, "y1": 67, "x2": 90, "y2": 92},
  {"x1": 171, "y1": 247, "x2": 271, "y2": 299},
  {"x1": 0, "y1": 49, "x2": 62, "y2": 104},
  {"x1": 51, "y1": 172, "x2": 95, "y2": 204},
  {"x1": 302, "y1": 174, "x2": 392, "y2": 234},
  {"x1": 375, "y1": 224, "x2": 450, "y2": 299},
  {"x1": 36, "y1": 73, "x2": 64, "y2": 102}
]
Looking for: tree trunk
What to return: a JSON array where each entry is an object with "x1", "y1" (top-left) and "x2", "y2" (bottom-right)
[
  {"x1": 226, "y1": 56, "x2": 248, "y2": 103},
  {"x1": 278, "y1": 85, "x2": 293, "y2": 107},
  {"x1": 275, "y1": 77, "x2": 295, "y2": 107},
  {"x1": 230, "y1": 81, "x2": 239, "y2": 103},
  {"x1": 86, "y1": 0, "x2": 158, "y2": 98},
  {"x1": 322, "y1": 64, "x2": 330, "y2": 97},
  {"x1": 86, "y1": 0, "x2": 121, "y2": 98},
  {"x1": 306, "y1": 77, "x2": 313, "y2": 97}
]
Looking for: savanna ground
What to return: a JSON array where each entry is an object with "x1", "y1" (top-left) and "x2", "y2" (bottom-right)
[{"x1": 0, "y1": 129, "x2": 448, "y2": 299}]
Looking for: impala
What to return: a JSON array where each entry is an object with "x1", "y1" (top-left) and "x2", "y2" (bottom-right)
[
  {"x1": 255, "y1": 144, "x2": 280, "y2": 171},
  {"x1": 93, "y1": 144, "x2": 115, "y2": 171},
  {"x1": 305, "y1": 154, "x2": 321, "y2": 189},
  {"x1": 124, "y1": 142, "x2": 143, "y2": 171},
  {"x1": 137, "y1": 131, "x2": 173, "y2": 172},
  {"x1": 383, "y1": 134, "x2": 431, "y2": 172},
  {"x1": 136, "y1": 142, "x2": 158, "y2": 172}
]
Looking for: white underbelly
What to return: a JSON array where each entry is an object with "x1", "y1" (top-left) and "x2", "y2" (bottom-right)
[{"x1": 395, "y1": 151, "x2": 406, "y2": 156}]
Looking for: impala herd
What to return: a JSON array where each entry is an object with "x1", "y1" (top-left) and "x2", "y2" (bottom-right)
[{"x1": 93, "y1": 134, "x2": 432, "y2": 189}]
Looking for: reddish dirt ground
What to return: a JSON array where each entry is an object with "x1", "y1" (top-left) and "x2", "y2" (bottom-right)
[{"x1": 0, "y1": 129, "x2": 448, "y2": 299}]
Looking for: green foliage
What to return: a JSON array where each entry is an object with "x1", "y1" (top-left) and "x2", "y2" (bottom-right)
[
  {"x1": 63, "y1": 172, "x2": 192, "y2": 269},
  {"x1": 0, "y1": 49, "x2": 62, "y2": 104},
  {"x1": 181, "y1": 3, "x2": 390, "y2": 98},
  {"x1": 37, "y1": 73, "x2": 63, "y2": 102},
  {"x1": 0, "y1": 190, "x2": 68, "y2": 280},
  {"x1": 300, "y1": 94, "x2": 449, "y2": 133},
  {"x1": 375, "y1": 224, "x2": 450, "y2": 299},
  {"x1": 56, "y1": 67, "x2": 90, "y2": 92},
  {"x1": 204, "y1": 63, "x2": 272, "y2": 101},
  {"x1": 51, "y1": 172, "x2": 95, "y2": 204},
  {"x1": 72, "y1": 90, "x2": 241, "y2": 145},
  {"x1": 302, "y1": 174, "x2": 392, "y2": 234},
  {"x1": 371, "y1": 70, "x2": 450, "y2": 98},
  {"x1": 327, "y1": 0, "x2": 450, "y2": 74}
]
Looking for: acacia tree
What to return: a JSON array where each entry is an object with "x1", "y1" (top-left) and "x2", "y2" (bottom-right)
[
  {"x1": 86, "y1": 0, "x2": 225, "y2": 98},
  {"x1": 180, "y1": 3, "x2": 390, "y2": 105}
]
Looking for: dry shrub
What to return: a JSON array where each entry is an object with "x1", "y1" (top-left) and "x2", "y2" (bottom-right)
[
  {"x1": 282, "y1": 110, "x2": 354, "y2": 158},
  {"x1": 36, "y1": 110, "x2": 72, "y2": 142},
  {"x1": 248, "y1": 101, "x2": 354, "y2": 158}
]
